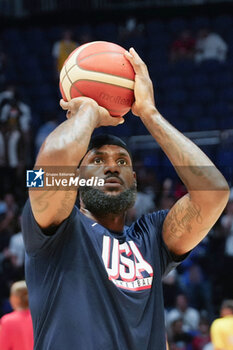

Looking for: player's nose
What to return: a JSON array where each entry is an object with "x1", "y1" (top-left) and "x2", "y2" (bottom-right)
[{"x1": 104, "y1": 162, "x2": 120, "y2": 175}]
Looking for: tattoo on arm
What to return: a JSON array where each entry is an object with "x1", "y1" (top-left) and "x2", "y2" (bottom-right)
[
  {"x1": 32, "y1": 190, "x2": 58, "y2": 213},
  {"x1": 164, "y1": 199, "x2": 203, "y2": 239},
  {"x1": 54, "y1": 190, "x2": 76, "y2": 223}
]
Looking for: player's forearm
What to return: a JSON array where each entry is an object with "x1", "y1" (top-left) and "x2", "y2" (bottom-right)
[
  {"x1": 140, "y1": 106, "x2": 229, "y2": 201},
  {"x1": 35, "y1": 104, "x2": 98, "y2": 167}
]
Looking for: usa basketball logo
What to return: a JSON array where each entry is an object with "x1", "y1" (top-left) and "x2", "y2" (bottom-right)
[{"x1": 102, "y1": 236, "x2": 153, "y2": 291}]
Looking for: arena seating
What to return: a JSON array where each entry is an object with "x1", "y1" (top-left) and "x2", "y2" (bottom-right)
[{"x1": 1, "y1": 14, "x2": 233, "y2": 171}]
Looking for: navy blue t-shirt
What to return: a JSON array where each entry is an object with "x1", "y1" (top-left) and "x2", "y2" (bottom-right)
[{"x1": 22, "y1": 200, "x2": 184, "y2": 350}]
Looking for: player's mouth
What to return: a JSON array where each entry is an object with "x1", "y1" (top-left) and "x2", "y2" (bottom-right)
[{"x1": 104, "y1": 176, "x2": 124, "y2": 189}]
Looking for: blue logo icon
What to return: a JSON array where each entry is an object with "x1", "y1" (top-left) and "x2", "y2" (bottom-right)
[{"x1": 26, "y1": 168, "x2": 45, "y2": 188}]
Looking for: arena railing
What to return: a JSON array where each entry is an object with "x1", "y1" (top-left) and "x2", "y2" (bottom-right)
[{"x1": 128, "y1": 129, "x2": 233, "y2": 150}]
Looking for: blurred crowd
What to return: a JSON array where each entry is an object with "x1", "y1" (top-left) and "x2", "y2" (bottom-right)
[
  {"x1": 0, "y1": 14, "x2": 233, "y2": 350},
  {"x1": 169, "y1": 28, "x2": 228, "y2": 63}
]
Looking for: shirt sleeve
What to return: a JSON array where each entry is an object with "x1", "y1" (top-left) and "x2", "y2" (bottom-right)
[
  {"x1": 21, "y1": 198, "x2": 77, "y2": 256},
  {"x1": 144, "y1": 210, "x2": 189, "y2": 277}
]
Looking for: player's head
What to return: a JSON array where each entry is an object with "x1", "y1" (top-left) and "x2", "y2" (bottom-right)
[
  {"x1": 10, "y1": 280, "x2": 29, "y2": 311},
  {"x1": 220, "y1": 299, "x2": 233, "y2": 317},
  {"x1": 78, "y1": 134, "x2": 137, "y2": 216}
]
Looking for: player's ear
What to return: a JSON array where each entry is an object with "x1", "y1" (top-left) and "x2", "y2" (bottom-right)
[{"x1": 133, "y1": 171, "x2": 137, "y2": 182}]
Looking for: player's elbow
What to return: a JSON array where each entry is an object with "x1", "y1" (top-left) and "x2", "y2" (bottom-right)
[
  {"x1": 207, "y1": 180, "x2": 229, "y2": 213},
  {"x1": 191, "y1": 175, "x2": 230, "y2": 210},
  {"x1": 214, "y1": 176, "x2": 230, "y2": 203}
]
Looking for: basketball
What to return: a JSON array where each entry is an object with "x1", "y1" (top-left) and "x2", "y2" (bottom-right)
[{"x1": 59, "y1": 41, "x2": 135, "y2": 117}]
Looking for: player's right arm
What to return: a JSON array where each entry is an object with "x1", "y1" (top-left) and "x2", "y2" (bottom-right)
[{"x1": 29, "y1": 97, "x2": 124, "y2": 230}]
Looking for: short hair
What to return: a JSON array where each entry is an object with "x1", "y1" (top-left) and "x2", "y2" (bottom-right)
[
  {"x1": 220, "y1": 299, "x2": 233, "y2": 312},
  {"x1": 11, "y1": 280, "x2": 29, "y2": 309}
]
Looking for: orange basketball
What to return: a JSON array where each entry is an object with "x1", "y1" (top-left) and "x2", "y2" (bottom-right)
[{"x1": 59, "y1": 41, "x2": 135, "y2": 117}]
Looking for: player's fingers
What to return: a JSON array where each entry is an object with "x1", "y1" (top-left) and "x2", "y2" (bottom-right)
[
  {"x1": 125, "y1": 48, "x2": 148, "y2": 76},
  {"x1": 110, "y1": 117, "x2": 125, "y2": 126},
  {"x1": 131, "y1": 103, "x2": 140, "y2": 117},
  {"x1": 60, "y1": 99, "x2": 68, "y2": 110},
  {"x1": 66, "y1": 110, "x2": 72, "y2": 119}
]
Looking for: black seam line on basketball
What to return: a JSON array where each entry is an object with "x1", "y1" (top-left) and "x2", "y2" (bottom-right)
[
  {"x1": 62, "y1": 63, "x2": 73, "y2": 86},
  {"x1": 71, "y1": 79, "x2": 134, "y2": 91},
  {"x1": 71, "y1": 83, "x2": 84, "y2": 97},
  {"x1": 62, "y1": 65, "x2": 84, "y2": 98}
]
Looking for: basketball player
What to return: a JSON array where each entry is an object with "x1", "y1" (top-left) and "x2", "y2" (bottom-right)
[{"x1": 22, "y1": 48, "x2": 229, "y2": 350}]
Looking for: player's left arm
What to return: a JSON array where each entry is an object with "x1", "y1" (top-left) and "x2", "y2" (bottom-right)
[{"x1": 125, "y1": 48, "x2": 230, "y2": 256}]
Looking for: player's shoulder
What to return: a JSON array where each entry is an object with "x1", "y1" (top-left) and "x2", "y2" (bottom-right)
[
  {"x1": 22, "y1": 198, "x2": 80, "y2": 238},
  {"x1": 126, "y1": 209, "x2": 169, "y2": 240},
  {"x1": 137, "y1": 209, "x2": 169, "y2": 228}
]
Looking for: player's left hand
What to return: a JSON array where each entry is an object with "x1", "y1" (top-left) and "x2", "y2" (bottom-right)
[{"x1": 124, "y1": 48, "x2": 155, "y2": 117}]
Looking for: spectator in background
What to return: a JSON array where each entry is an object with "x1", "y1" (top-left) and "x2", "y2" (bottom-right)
[
  {"x1": 126, "y1": 178, "x2": 156, "y2": 225},
  {"x1": 180, "y1": 262, "x2": 212, "y2": 314},
  {"x1": 3, "y1": 215, "x2": 25, "y2": 281},
  {"x1": 0, "y1": 86, "x2": 31, "y2": 134},
  {"x1": 158, "y1": 194, "x2": 176, "y2": 210},
  {"x1": 0, "y1": 84, "x2": 31, "y2": 154},
  {"x1": 0, "y1": 85, "x2": 31, "y2": 135},
  {"x1": 0, "y1": 280, "x2": 33, "y2": 350},
  {"x1": 168, "y1": 317, "x2": 193, "y2": 350},
  {"x1": 0, "y1": 85, "x2": 31, "y2": 196},
  {"x1": 0, "y1": 193, "x2": 18, "y2": 252},
  {"x1": 192, "y1": 318, "x2": 211, "y2": 350},
  {"x1": 0, "y1": 108, "x2": 26, "y2": 194},
  {"x1": 52, "y1": 30, "x2": 77, "y2": 75},
  {"x1": 210, "y1": 300, "x2": 233, "y2": 350},
  {"x1": 170, "y1": 29, "x2": 196, "y2": 62},
  {"x1": 118, "y1": 16, "x2": 145, "y2": 42},
  {"x1": 156, "y1": 178, "x2": 177, "y2": 210},
  {"x1": 167, "y1": 293, "x2": 200, "y2": 332},
  {"x1": 163, "y1": 269, "x2": 181, "y2": 310},
  {"x1": 195, "y1": 28, "x2": 228, "y2": 63}
]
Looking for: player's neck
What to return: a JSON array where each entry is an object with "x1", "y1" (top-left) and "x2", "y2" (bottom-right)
[{"x1": 80, "y1": 207, "x2": 125, "y2": 232}]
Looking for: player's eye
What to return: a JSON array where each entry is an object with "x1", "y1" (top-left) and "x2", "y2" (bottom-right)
[
  {"x1": 117, "y1": 159, "x2": 127, "y2": 166},
  {"x1": 93, "y1": 158, "x2": 103, "y2": 164}
]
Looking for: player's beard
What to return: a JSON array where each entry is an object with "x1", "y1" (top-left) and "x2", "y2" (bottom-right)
[{"x1": 79, "y1": 183, "x2": 137, "y2": 216}]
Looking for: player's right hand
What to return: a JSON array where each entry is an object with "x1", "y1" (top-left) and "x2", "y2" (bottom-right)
[{"x1": 60, "y1": 97, "x2": 125, "y2": 128}]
